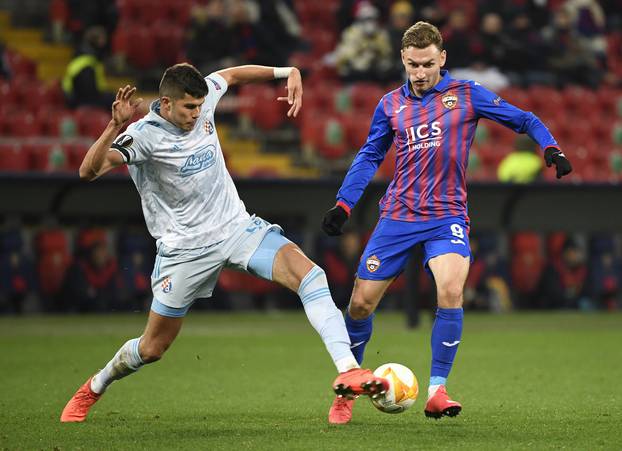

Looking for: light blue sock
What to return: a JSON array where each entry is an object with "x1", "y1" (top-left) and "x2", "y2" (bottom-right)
[
  {"x1": 298, "y1": 266, "x2": 358, "y2": 372},
  {"x1": 91, "y1": 337, "x2": 145, "y2": 394}
]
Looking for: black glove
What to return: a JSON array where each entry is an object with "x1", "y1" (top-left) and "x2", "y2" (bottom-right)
[
  {"x1": 321, "y1": 205, "x2": 349, "y2": 236},
  {"x1": 544, "y1": 147, "x2": 572, "y2": 179}
]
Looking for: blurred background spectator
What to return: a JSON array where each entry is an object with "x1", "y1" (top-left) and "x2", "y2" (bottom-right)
[
  {"x1": 330, "y1": 2, "x2": 392, "y2": 82},
  {"x1": 497, "y1": 135, "x2": 543, "y2": 183},
  {"x1": 62, "y1": 25, "x2": 115, "y2": 109}
]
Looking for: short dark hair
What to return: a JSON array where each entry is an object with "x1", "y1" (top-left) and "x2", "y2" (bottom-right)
[
  {"x1": 401, "y1": 21, "x2": 443, "y2": 51},
  {"x1": 159, "y1": 63, "x2": 208, "y2": 100}
]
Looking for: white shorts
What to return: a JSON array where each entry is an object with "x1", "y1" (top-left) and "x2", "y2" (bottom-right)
[{"x1": 150, "y1": 215, "x2": 283, "y2": 316}]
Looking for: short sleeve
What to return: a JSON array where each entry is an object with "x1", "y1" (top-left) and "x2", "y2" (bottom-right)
[
  {"x1": 204, "y1": 72, "x2": 229, "y2": 107},
  {"x1": 111, "y1": 124, "x2": 154, "y2": 165}
]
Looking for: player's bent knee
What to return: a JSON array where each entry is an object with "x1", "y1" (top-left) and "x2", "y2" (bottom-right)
[
  {"x1": 437, "y1": 284, "x2": 464, "y2": 307},
  {"x1": 348, "y1": 296, "x2": 376, "y2": 319}
]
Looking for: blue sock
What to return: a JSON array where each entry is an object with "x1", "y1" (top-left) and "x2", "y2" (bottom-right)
[
  {"x1": 430, "y1": 308, "x2": 463, "y2": 386},
  {"x1": 345, "y1": 312, "x2": 374, "y2": 365}
]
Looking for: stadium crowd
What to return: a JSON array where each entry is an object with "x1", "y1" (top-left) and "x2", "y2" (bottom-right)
[
  {"x1": 1, "y1": 0, "x2": 621, "y2": 314},
  {"x1": 0, "y1": 225, "x2": 620, "y2": 314}
]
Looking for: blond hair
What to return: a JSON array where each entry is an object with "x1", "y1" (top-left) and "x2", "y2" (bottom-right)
[{"x1": 401, "y1": 21, "x2": 443, "y2": 50}]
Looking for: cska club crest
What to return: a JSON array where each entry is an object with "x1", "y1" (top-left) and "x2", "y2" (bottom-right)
[
  {"x1": 441, "y1": 92, "x2": 458, "y2": 109},
  {"x1": 204, "y1": 120, "x2": 214, "y2": 134},
  {"x1": 366, "y1": 255, "x2": 381, "y2": 273}
]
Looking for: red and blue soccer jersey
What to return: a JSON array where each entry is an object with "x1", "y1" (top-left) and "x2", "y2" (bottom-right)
[{"x1": 336, "y1": 70, "x2": 559, "y2": 222}]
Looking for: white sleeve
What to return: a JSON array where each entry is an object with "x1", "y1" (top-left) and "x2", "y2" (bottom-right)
[
  {"x1": 204, "y1": 72, "x2": 229, "y2": 107},
  {"x1": 111, "y1": 123, "x2": 154, "y2": 165}
]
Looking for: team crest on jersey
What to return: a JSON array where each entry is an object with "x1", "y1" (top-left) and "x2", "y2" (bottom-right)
[
  {"x1": 366, "y1": 255, "x2": 381, "y2": 273},
  {"x1": 162, "y1": 276, "x2": 172, "y2": 293},
  {"x1": 204, "y1": 120, "x2": 214, "y2": 134},
  {"x1": 441, "y1": 92, "x2": 458, "y2": 109},
  {"x1": 493, "y1": 96, "x2": 502, "y2": 106},
  {"x1": 114, "y1": 134, "x2": 133, "y2": 148}
]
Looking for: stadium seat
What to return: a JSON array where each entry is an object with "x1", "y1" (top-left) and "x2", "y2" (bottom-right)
[
  {"x1": 153, "y1": 24, "x2": 185, "y2": 67},
  {"x1": 0, "y1": 144, "x2": 30, "y2": 172},
  {"x1": 308, "y1": 30, "x2": 337, "y2": 58},
  {"x1": 26, "y1": 143, "x2": 68, "y2": 172},
  {"x1": 510, "y1": 232, "x2": 545, "y2": 295},
  {"x1": 528, "y1": 86, "x2": 566, "y2": 115},
  {"x1": 343, "y1": 112, "x2": 372, "y2": 150},
  {"x1": 499, "y1": 87, "x2": 532, "y2": 111},
  {"x1": 75, "y1": 108, "x2": 112, "y2": 138},
  {"x1": 563, "y1": 86, "x2": 597, "y2": 115},
  {"x1": 317, "y1": 116, "x2": 349, "y2": 160},
  {"x1": 7, "y1": 112, "x2": 44, "y2": 137},
  {"x1": 5, "y1": 50, "x2": 37, "y2": 78},
  {"x1": 64, "y1": 142, "x2": 90, "y2": 171},
  {"x1": 348, "y1": 83, "x2": 385, "y2": 116},
  {"x1": 36, "y1": 228, "x2": 73, "y2": 297},
  {"x1": 113, "y1": 24, "x2": 157, "y2": 70},
  {"x1": 38, "y1": 108, "x2": 77, "y2": 137}
]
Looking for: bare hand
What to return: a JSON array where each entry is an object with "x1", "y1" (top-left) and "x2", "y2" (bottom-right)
[
  {"x1": 277, "y1": 68, "x2": 303, "y2": 118},
  {"x1": 111, "y1": 85, "x2": 143, "y2": 127}
]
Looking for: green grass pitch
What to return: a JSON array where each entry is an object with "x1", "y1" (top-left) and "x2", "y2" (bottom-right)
[{"x1": 1, "y1": 311, "x2": 621, "y2": 450}]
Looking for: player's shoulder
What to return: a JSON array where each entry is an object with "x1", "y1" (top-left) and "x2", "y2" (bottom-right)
[
  {"x1": 442, "y1": 78, "x2": 477, "y2": 92},
  {"x1": 378, "y1": 85, "x2": 406, "y2": 109},
  {"x1": 123, "y1": 116, "x2": 168, "y2": 148}
]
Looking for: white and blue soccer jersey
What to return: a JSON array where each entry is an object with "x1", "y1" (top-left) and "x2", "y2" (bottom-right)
[{"x1": 111, "y1": 73, "x2": 249, "y2": 249}]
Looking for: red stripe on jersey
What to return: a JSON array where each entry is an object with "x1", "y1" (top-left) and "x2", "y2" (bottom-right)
[
  {"x1": 445, "y1": 95, "x2": 460, "y2": 217},
  {"x1": 385, "y1": 90, "x2": 401, "y2": 219},
  {"x1": 432, "y1": 96, "x2": 445, "y2": 219}
]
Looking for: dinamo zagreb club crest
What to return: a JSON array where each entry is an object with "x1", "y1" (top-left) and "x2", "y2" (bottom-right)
[
  {"x1": 162, "y1": 276, "x2": 173, "y2": 293},
  {"x1": 366, "y1": 255, "x2": 381, "y2": 273},
  {"x1": 441, "y1": 92, "x2": 458, "y2": 109}
]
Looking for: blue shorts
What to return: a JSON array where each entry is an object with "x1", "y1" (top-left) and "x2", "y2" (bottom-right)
[{"x1": 357, "y1": 217, "x2": 471, "y2": 280}]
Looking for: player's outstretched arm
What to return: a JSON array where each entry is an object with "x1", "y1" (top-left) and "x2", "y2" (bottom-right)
[
  {"x1": 79, "y1": 85, "x2": 143, "y2": 181},
  {"x1": 216, "y1": 65, "x2": 302, "y2": 117}
]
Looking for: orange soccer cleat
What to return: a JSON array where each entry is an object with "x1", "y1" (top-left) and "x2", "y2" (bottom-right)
[
  {"x1": 60, "y1": 377, "x2": 102, "y2": 423},
  {"x1": 424, "y1": 385, "x2": 462, "y2": 419},
  {"x1": 332, "y1": 368, "x2": 389, "y2": 399},
  {"x1": 328, "y1": 396, "x2": 355, "y2": 424}
]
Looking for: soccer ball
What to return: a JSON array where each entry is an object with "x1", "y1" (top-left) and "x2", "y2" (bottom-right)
[{"x1": 370, "y1": 363, "x2": 418, "y2": 414}]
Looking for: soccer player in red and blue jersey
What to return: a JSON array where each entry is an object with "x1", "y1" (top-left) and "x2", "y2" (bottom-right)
[{"x1": 322, "y1": 21, "x2": 572, "y2": 424}]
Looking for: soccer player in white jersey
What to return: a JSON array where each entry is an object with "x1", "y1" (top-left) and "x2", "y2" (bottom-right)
[{"x1": 60, "y1": 63, "x2": 388, "y2": 423}]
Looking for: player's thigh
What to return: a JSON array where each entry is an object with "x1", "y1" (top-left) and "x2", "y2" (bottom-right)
[
  {"x1": 349, "y1": 276, "x2": 395, "y2": 318},
  {"x1": 139, "y1": 310, "x2": 184, "y2": 361},
  {"x1": 427, "y1": 253, "x2": 470, "y2": 307}
]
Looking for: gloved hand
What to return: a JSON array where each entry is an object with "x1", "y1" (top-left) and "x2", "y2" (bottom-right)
[
  {"x1": 321, "y1": 205, "x2": 349, "y2": 236},
  {"x1": 544, "y1": 147, "x2": 572, "y2": 179}
]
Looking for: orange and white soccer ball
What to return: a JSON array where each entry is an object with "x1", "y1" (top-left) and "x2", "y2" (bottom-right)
[{"x1": 370, "y1": 363, "x2": 419, "y2": 414}]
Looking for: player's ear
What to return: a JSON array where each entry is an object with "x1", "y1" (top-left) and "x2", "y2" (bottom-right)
[
  {"x1": 439, "y1": 49, "x2": 447, "y2": 68},
  {"x1": 160, "y1": 96, "x2": 172, "y2": 112}
]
